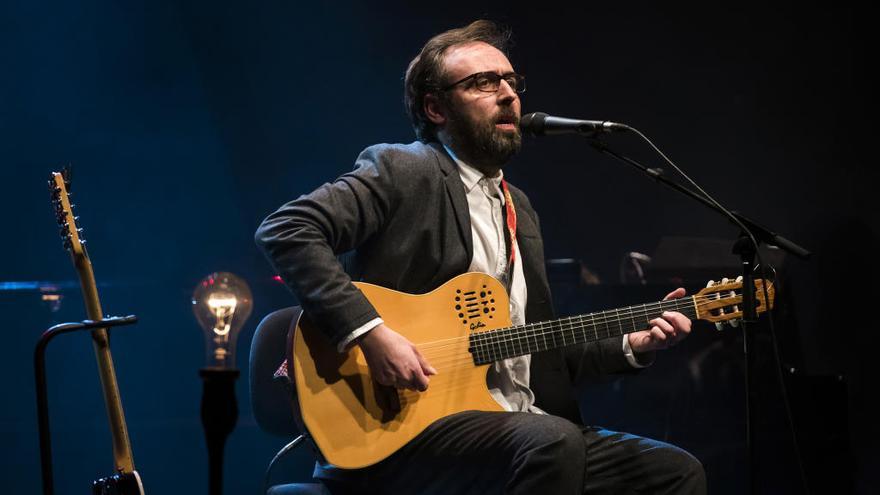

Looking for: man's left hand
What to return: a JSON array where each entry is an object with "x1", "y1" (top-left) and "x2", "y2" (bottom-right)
[{"x1": 627, "y1": 288, "x2": 692, "y2": 353}]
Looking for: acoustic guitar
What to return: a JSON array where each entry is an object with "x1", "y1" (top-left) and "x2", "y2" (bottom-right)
[
  {"x1": 292, "y1": 271, "x2": 774, "y2": 469},
  {"x1": 50, "y1": 170, "x2": 144, "y2": 494}
]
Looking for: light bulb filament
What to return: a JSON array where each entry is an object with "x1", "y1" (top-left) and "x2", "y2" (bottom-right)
[{"x1": 207, "y1": 295, "x2": 237, "y2": 336}]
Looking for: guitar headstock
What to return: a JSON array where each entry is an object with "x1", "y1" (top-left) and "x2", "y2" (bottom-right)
[
  {"x1": 695, "y1": 276, "x2": 775, "y2": 330},
  {"x1": 49, "y1": 168, "x2": 87, "y2": 260}
]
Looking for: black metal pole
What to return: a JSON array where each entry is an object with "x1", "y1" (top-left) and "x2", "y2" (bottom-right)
[
  {"x1": 733, "y1": 235, "x2": 760, "y2": 494},
  {"x1": 200, "y1": 368, "x2": 239, "y2": 495}
]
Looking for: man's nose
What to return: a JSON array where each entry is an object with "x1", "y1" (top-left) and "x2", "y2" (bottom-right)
[{"x1": 496, "y1": 79, "x2": 518, "y2": 101}]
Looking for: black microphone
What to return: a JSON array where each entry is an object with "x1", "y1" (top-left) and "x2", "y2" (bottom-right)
[{"x1": 519, "y1": 112, "x2": 626, "y2": 136}]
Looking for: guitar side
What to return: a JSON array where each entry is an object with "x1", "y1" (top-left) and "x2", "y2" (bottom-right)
[{"x1": 292, "y1": 272, "x2": 509, "y2": 469}]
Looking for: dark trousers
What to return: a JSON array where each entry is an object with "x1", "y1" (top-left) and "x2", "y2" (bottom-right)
[{"x1": 315, "y1": 410, "x2": 706, "y2": 494}]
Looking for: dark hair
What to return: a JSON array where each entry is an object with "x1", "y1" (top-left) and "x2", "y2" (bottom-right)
[{"x1": 404, "y1": 20, "x2": 512, "y2": 143}]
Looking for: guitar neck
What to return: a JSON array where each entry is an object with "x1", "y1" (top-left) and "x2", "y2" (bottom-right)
[
  {"x1": 74, "y1": 250, "x2": 136, "y2": 474},
  {"x1": 469, "y1": 296, "x2": 698, "y2": 365}
]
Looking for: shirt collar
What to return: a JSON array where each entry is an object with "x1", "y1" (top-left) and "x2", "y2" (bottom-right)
[{"x1": 443, "y1": 144, "x2": 505, "y2": 194}]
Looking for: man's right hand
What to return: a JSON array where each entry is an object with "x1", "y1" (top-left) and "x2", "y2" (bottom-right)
[{"x1": 356, "y1": 324, "x2": 437, "y2": 391}]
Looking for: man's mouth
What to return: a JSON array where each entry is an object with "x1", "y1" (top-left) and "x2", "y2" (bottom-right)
[{"x1": 495, "y1": 115, "x2": 519, "y2": 132}]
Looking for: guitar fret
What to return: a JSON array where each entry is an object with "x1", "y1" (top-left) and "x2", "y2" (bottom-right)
[
  {"x1": 471, "y1": 293, "x2": 706, "y2": 366},
  {"x1": 560, "y1": 318, "x2": 567, "y2": 347},
  {"x1": 629, "y1": 306, "x2": 639, "y2": 333},
  {"x1": 601, "y1": 311, "x2": 609, "y2": 339}
]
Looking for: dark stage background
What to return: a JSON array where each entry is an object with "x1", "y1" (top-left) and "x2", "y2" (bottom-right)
[{"x1": 1, "y1": 2, "x2": 874, "y2": 494}]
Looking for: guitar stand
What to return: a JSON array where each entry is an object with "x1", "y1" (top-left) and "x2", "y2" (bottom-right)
[{"x1": 34, "y1": 315, "x2": 139, "y2": 495}]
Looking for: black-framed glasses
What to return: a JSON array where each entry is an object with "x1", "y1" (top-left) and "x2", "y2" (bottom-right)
[{"x1": 441, "y1": 71, "x2": 526, "y2": 94}]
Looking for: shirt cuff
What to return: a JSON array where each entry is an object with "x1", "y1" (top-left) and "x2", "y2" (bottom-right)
[
  {"x1": 622, "y1": 334, "x2": 653, "y2": 368},
  {"x1": 337, "y1": 317, "x2": 384, "y2": 352}
]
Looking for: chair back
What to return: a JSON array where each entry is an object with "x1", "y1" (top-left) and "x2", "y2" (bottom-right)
[{"x1": 249, "y1": 306, "x2": 302, "y2": 437}]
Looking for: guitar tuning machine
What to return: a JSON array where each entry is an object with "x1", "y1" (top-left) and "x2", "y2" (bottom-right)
[{"x1": 706, "y1": 276, "x2": 747, "y2": 331}]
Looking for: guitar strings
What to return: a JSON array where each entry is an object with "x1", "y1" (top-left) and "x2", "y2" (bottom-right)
[
  {"x1": 416, "y1": 313, "x2": 704, "y2": 366},
  {"x1": 413, "y1": 294, "x2": 718, "y2": 355},
  {"x1": 414, "y1": 311, "x2": 700, "y2": 368},
  {"x1": 415, "y1": 298, "x2": 692, "y2": 352},
  {"x1": 406, "y1": 294, "x2": 751, "y2": 367},
  {"x1": 417, "y1": 292, "x2": 738, "y2": 352}
]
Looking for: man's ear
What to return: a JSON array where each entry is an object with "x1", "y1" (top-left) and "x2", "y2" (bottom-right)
[{"x1": 424, "y1": 93, "x2": 446, "y2": 126}]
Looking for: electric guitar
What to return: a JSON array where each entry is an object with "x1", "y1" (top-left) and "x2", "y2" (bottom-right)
[
  {"x1": 292, "y1": 271, "x2": 774, "y2": 469},
  {"x1": 50, "y1": 169, "x2": 144, "y2": 495}
]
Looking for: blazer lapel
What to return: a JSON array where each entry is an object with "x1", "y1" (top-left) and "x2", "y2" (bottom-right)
[{"x1": 429, "y1": 143, "x2": 473, "y2": 263}]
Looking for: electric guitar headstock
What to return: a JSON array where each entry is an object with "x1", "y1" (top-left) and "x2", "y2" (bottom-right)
[
  {"x1": 49, "y1": 167, "x2": 89, "y2": 264},
  {"x1": 695, "y1": 276, "x2": 775, "y2": 330}
]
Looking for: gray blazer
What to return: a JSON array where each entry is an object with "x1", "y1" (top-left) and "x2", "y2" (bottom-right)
[{"x1": 255, "y1": 141, "x2": 641, "y2": 423}]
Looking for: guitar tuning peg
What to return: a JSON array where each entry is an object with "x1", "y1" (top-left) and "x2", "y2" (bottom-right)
[{"x1": 714, "y1": 321, "x2": 725, "y2": 331}]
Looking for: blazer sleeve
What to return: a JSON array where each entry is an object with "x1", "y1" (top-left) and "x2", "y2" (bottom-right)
[
  {"x1": 254, "y1": 145, "x2": 400, "y2": 347},
  {"x1": 564, "y1": 339, "x2": 653, "y2": 387}
]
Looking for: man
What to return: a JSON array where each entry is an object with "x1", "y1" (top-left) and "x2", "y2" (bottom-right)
[{"x1": 256, "y1": 20, "x2": 706, "y2": 494}]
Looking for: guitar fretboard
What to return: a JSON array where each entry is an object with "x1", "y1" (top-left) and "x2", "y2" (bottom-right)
[{"x1": 468, "y1": 297, "x2": 698, "y2": 365}]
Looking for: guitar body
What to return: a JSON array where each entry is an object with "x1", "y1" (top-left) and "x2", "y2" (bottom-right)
[
  {"x1": 292, "y1": 272, "x2": 507, "y2": 469},
  {"x1": 292, "y1": 270, "x2": 773, "y2": 470}
]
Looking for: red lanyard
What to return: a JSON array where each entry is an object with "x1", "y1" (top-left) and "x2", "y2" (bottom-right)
[{"x1": 501, "y1": 179, "x2": 517, "y2": 268}]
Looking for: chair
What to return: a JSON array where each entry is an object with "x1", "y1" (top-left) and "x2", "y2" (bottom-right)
[{"x1": 249, "y1": 306, "x2": 331, "y2": 495}]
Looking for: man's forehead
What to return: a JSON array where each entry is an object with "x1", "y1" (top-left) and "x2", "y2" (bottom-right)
[{"x1": 442, "y1": 41, "x2": 514, "y2": 81}]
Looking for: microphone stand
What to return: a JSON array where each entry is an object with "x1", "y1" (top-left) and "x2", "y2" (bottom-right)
[{"x1": 588, "y1": 138, "x2": 811, "y2": 493}]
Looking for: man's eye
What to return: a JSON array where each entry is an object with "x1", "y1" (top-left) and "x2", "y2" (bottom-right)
[
  {"x1": 474, "y1": 75, "x2": 494, "y2": 89},
  {"x1": 503, "y1": 76, "x2": 518, "y2": 90}
]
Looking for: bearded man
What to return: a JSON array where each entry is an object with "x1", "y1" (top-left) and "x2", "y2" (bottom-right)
[{"x1": 256, "y1": 20, "x2": 706, "y2": 495}]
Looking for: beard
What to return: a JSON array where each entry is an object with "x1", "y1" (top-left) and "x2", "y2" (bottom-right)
[{"x1": 445, "y1": 104, "x2": 521, "y2": 170}]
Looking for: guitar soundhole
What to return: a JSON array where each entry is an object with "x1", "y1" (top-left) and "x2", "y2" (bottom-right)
[{"x1": 455, "y1": 286, "x2": 496, "y2": 326}]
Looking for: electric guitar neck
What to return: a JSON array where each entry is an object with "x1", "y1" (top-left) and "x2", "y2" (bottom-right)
[{"x1": 50, "y1": 169, "x2": 144, "y2": 495}]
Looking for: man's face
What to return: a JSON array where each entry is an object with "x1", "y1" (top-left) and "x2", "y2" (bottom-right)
[{"x1": 439, "y1": 42, "x2": 521, "y2": 171}]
